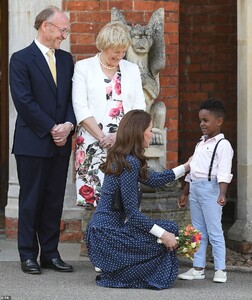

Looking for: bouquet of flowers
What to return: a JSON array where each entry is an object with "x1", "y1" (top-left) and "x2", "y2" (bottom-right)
[
  {"x1": 157, "y1": 224, "x2": 202, "y2": 260},
  {"x1": 176, "y1": 224, "x2": 202, "y2": 260}
]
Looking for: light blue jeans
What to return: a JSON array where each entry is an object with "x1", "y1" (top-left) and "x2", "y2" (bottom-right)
[{"x1": 189, "y1": 178, "x2": 226, "y2": 270}]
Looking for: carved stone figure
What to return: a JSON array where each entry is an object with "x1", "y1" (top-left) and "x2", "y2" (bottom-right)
[{"x1": 111, "y1": 7, "x2": 166, "y2": 145}]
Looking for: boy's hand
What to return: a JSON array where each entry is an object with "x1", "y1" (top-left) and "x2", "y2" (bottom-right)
[
  {"x1": 217, "y1": 196, "x2": 227, "y2": 206},
  {"x1": 178, "y1": 194, "x2": 188, "y2": 208}
]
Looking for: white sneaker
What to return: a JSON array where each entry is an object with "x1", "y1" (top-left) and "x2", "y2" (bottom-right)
[
  {"x1": 178, "y1": 268, "x2": 205, "y2": 280},
  {"x1": 213, "y1": 270, "x2": 227, "y2": 283}
]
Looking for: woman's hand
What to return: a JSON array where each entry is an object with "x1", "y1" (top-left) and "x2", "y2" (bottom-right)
[
  {"x1": 159, "y1": 231, "x2": 178, "y2": 251},
  {"x1": 99, "y1": 132, "x2": 116, "y2": 148},
  {"x1": 183, "y1": 156, "x2": 192, "y2": 173}
]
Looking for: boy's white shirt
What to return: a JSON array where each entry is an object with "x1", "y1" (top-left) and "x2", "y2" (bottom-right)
[
  {"x1": 185, "y1": 133, "x2": 233, "y2": 183},
  {"x1": 150, "y1": 134, "x2": 234, "y2": 239}
]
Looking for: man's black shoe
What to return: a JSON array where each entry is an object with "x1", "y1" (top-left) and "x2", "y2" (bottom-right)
[
  {"x1": 21, "y1": 259, "x2": 41, "y2": 274},
  {"x1": 40, "y1": 258, "x2": 73, "y2": 272}
]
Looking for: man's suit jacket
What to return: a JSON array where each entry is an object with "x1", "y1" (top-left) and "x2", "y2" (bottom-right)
[{"x1": 10, "y1": 41, "x2": 76, "y2": 158}]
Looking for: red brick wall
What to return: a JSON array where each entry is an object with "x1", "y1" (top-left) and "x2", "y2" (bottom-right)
[
  {"x1": 63, "y1": 0, "x2": 180, "y2": 169},
  {"x1": 5, "y1": 1, "x2": 238, "y2": 241},
  {"x1": 179, "y1": 1, "x2": 237, "y2": 198},
  {"x1": 5, "y1": 218, "x2": 83, "y2": 242}
]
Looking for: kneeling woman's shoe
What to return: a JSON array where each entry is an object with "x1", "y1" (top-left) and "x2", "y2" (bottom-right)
[{"x1": 95, "y1": 266, "x2": 102, "y2": 273}]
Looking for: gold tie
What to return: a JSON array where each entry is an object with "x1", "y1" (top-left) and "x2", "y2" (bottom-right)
[{"x1": 47, "y1": 49, "x2": 57, "y2": 84}]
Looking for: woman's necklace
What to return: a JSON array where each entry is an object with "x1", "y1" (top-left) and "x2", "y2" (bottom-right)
[{"x1": 98, "y1": 53, "x2": 117, "y2": 70}]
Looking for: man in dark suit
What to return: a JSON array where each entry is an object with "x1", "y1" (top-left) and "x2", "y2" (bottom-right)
[{"x1": 9, "y1": 6, "x2": 76, "y2": 274}]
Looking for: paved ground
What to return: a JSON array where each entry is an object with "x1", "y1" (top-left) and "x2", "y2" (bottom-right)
[{"x1": 0, "y1": 235, "x2": 251, "y2": 300}]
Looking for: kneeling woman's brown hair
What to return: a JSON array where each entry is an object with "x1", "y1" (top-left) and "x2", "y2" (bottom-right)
[{"x1": 100, "y1": 110, "x2": 151, "y2": 181}]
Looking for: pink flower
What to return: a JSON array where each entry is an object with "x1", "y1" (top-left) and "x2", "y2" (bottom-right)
[
  {"x1": 116, "y1": 101, "x2": 123, "y2": 109},
  {"x1": 75, "y1": 149, "x2": 86, "y2": 170},
  {"x1": 109, "y1": 107, "x2": 120, "y2": 118},
  {"x1": 114, "y1": 80, "x2": 121, "y2": 95},
  {"x1": 76, "y1": 136, "x2": 84, "y2": 146}
]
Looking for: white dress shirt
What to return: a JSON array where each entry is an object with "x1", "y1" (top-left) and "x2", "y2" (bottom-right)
[
  {"x1": 34, "y1": 38, "x2": 56, "y2": 65},
  {"x1": 185, "y1": 133, "x2": 233, "y2": 183}
]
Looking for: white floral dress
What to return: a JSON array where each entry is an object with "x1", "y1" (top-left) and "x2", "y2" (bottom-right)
[{"x1": 75, "y1": 70, "x2": 124, "y2": 208}]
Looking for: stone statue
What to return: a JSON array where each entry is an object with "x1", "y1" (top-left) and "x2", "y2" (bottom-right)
[{"x1": 111, "y1": 7, "x2": 166, "y2": 145}]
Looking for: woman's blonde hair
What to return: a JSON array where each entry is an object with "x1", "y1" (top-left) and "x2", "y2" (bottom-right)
[{"x1": 96, "y1": 21, "x2": 131, "y2": 51}]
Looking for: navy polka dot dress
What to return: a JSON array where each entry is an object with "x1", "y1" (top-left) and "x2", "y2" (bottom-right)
[{"x1": 85, "y1": 155, "x2": 179, "y2": 290}]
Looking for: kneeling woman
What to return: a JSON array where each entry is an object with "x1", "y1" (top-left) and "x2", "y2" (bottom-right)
[{"x1": 85, "y1": 110, "x2": 190, "y2": 290}]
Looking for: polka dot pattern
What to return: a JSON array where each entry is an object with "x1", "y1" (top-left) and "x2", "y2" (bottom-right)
[{"x1": 86, "y1": 155, "x2": 179, "y2": 290}]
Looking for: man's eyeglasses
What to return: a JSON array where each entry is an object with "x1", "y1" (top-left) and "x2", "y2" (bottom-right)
[{"x1": 47, "y1": 22, "x2": 70, "y2": 36}]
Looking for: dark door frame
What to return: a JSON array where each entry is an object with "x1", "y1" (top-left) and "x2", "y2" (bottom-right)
[{"x1": 0, "y1": 0, "x2": 9, "y2": 210}]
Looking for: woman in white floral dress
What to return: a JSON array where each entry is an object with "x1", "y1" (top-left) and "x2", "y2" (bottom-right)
[{"x1": 72, "y1": 22, "x2": 146, "y2": 208}]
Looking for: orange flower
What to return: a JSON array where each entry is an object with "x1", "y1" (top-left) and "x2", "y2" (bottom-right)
[
  {"x1": 194, "y1": 233, "x2": 201, "y2": 243},
  {"x1": 176, "y1": 224, "x2": 202, "y2": 261}
]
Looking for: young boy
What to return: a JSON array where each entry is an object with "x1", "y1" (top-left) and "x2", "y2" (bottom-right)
[{"x1": 178, "y1": 99, "x2": 234, "y2": 283}]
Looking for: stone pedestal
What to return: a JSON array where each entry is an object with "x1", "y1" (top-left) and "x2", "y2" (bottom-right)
[
  {"x1": 227, "y1": 220, "x2": 252, "y2": 254},
  {"x1": 80, "y1": 210, "x2": 94, "y2": 256},
  {"x1": 145, "y1": 140, "x2": 166, "y2": 172}
]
